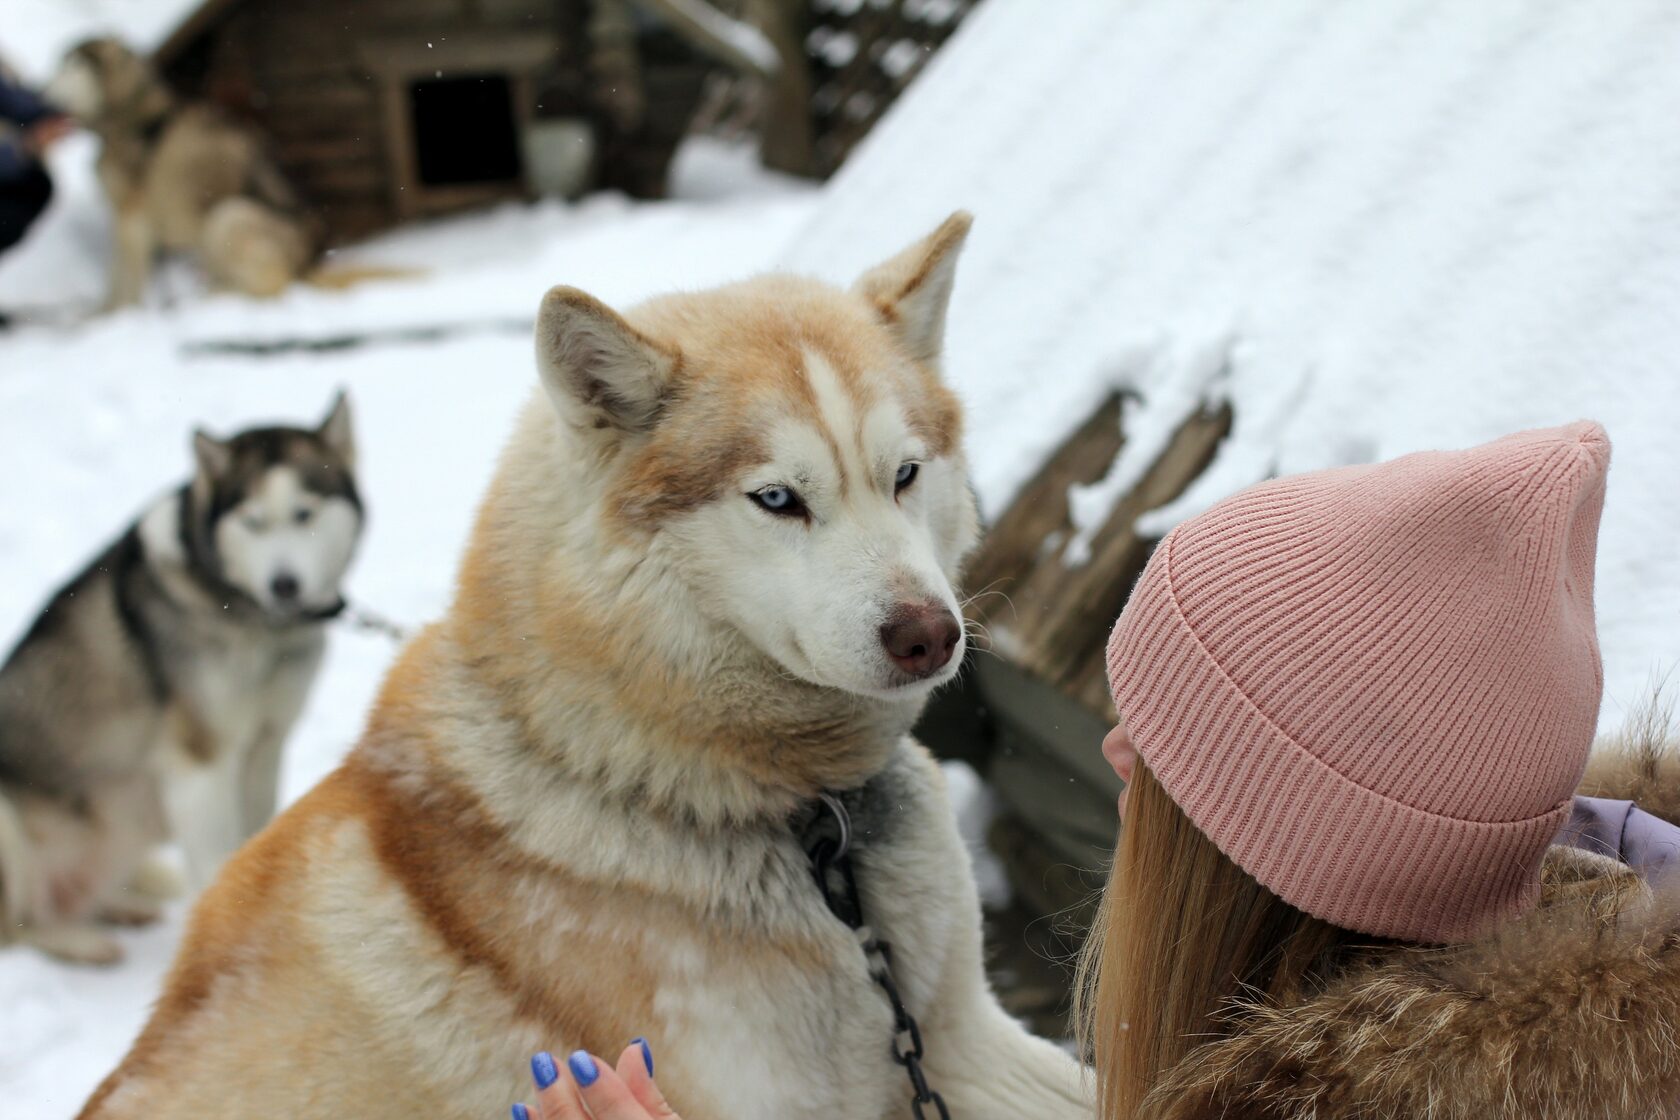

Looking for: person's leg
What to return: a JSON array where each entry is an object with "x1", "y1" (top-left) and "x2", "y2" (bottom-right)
[{"x1": 0, "y1": 162, "x2": 53, "y2": 254}]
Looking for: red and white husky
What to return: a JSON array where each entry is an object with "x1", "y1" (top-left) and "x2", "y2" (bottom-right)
[{"x1": 80, "y1": 214, "x2": 1089, "y2": 1120}]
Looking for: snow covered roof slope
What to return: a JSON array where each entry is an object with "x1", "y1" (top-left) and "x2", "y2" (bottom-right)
[{"x1": 781, "y1": 0, "x2": 1680, "y2": 730}]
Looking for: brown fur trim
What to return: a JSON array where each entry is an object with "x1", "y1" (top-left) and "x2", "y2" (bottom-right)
[
  {"x1": 1146, "y1": 847, "x2": 1680, "y2": 1119},
  {"x1": 1580, "y1": 695, "x2": 1680, "y2": 826}
]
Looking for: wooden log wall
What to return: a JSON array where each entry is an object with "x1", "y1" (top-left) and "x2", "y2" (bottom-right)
[{"x1": 170, "y1": 0, "x2": 427, "y2": 242}]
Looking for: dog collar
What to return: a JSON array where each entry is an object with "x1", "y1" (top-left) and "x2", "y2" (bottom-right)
[{"x1": 300, "y1": 597, "x2": 348, "y2": 622}]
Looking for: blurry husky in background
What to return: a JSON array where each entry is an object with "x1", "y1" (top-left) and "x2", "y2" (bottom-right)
[
  {"x1": 43, "y1": 37, "x2": 321, "y2": 309},
  {"x1": 0, "y1": 394, "x2": 362, "y2": 963}
]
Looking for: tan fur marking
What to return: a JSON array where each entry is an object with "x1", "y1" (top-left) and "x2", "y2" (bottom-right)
[
  {"x1": 902, "y1": 377, "x2": 962, "y2": 460},
  {"x1": 164, "y1": 701, "x2": 216, "y2": 764},
  {"x1": 77, "y1": 770, "x2": 363, "y2": 1117},
  {"x1": 600, "y1": 276, "x2": 958, "y2": 527},
  {"x1": 445, "y1": 542, "x2": 887, "y2": 803},
  {"x1": 341, "y1": 751, "x2": 659, "y2": 1033}
]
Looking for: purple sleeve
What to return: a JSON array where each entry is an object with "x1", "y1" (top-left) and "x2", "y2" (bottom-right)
[{"x1": 1559, "y1": 796, "x2": 1680, "y2": 890}]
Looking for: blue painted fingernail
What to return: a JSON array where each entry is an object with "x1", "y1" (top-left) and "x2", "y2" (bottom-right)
[
  {"x1": 531, "y1": 1051, "x2": 559, "y2": 1089},
  {"x1": 512, "y1": 1105, "x2": 530, "y2": 1120},
  {"x1": 568, "y1": 1050, "x2": 599, "y2": 1087},
  {"x1": 631, "y1": 1037, "x2": 653, "y2": 1076}
]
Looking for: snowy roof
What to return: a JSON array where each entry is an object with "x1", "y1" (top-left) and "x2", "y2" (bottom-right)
[{"x1": 783, "y1": 0, "x2": 1680, "y2": 730}]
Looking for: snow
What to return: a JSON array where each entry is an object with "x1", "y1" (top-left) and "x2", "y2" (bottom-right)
[
  {"x1": 939, "y1": 760, "x2": 1009, "y2": 909},
  {"x1": 877, "y1": 39, "x2": 929, "y2": 81},
  {"x1": 903, "y1": 0, "x2": 966, "y2": 26},
  {"x1": 783, "y1": 0, "x2": 1680, "y2": 732},
  {"x1": 5, "y1": 0, "x2": 1680, "y2": 1112},
  {"x1": 4, "y1": 0, "x2": 197, "y2": 81},
  {"x1": 662, "y1": 0, "x2": 782, "y2": 77},
  {"x1": 809, "y1": 27, "x2": 861, "y2": 68}
]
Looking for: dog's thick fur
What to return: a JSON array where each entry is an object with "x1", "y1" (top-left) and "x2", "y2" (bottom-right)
[
  {"x1": 44, "y1": 38, "x2": 320, "y2": 309},
  {"x1": 0, "y1": 395, "x2": 361, "y2": 965},
  {"x1": 78, "y1": 216, "x2": 1088, "y2": 1119},
  {"x1": 1145, "y1": 718, "x2": 1680, "y2": 1120}
]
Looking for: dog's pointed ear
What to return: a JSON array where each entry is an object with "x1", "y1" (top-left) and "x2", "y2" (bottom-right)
[
  {"x1": 317, "y1": 389, "x2": 355, "y2": 467},
  {"x1": 852, "y1": 211, "x2": 972, "y2": 365},
  {"x1": 535, "y1": 286, "x2": 678, "y2": 434},
  {"x1": 192, "y1": 429, "x2": 231, "y2": 483}
]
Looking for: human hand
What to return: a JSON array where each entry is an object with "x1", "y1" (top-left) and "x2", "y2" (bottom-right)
[
  {"x1": 25, "y1": 115, "x2": 74, "y2": 154},
  {"x1": 513, "y1": 1040, "x2": 677, "y2": 1120}
]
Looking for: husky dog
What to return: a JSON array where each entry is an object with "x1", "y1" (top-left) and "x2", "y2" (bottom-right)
[
  {"x1": 43, "y1": 37, "x2": 321, "y2": 309},
  {"x1": 0, "y1": 394, "x2": 362, "y2": 965},
  {"x1": 79, "y1": 215, "x2": 1087, "y2": 1120}
]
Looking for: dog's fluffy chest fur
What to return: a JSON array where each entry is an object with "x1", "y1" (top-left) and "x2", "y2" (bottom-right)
[
  {"x1": 160, "y1": 617, "x2": 323, "y2": 759},
  {"x1": 324, "y1": 712, "x2": 976, "y2": 1119},
  {"x1": 628, "y1": 759, "x2": 967, "y2": 1119}
]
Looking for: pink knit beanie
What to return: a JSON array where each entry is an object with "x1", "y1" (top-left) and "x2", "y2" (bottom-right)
[{"x1": 1105, "y1": 422, "x2": 1609, "y2": 944}]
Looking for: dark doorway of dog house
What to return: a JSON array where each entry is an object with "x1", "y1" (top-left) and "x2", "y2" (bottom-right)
[{"x1": 410, "y1": 74, "x2": 524, "y2": 187}]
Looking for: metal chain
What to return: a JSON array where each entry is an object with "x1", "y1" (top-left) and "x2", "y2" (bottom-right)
[
  {"x1": 804, "y1": 794, "x2": 951, "y2": 1120},
  {"x1": 338, "y1": 601, "x2": 408, "y2": 643}
]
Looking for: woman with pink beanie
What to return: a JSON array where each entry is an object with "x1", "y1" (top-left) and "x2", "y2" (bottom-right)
[
  {"x1": 1084, "y1": 419, "x2": 1680, "y2": 1118},
  {"x1": 509, "y1": 422, "x2": 1680, "y2": 1120}
]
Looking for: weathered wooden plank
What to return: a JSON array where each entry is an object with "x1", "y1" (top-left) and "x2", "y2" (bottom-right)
[
  {"x1": 962, "y1": 396, "x2": 1233, "y2": 720},
  {"x1": 289, "y1": 162, "x2": 389, "y2": 194},
  {"x1": 312, "y1": 201, "x2": 393, "y2": 245},
  {"x1": 252, "y1": 82, "x2": 381, "y2": 114},
  {"x1": 963, "y1": 395, "x2": 1123, "y2": 607},
  {"x1": 274, "y1": 137, "x2": 386, "y2": 164}
]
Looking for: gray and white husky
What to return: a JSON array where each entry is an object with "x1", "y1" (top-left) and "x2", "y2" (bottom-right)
[{"x1": 0, "y1": 393, "x2": 362, "y2": 963}]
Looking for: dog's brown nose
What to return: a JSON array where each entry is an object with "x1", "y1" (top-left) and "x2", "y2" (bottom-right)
[{"x1": 881, "y1": 603, "x2": 962, "y2": 678}]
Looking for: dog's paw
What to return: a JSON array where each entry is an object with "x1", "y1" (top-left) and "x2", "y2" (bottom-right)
[
  {"x1": 99, "y1": 896, "x2": 163, "y2": 927},
  {"x1": 24, "y1": 923, "x2": 126, "y2": 966},
  {"x1": 129, "y1": 853, "x2": 187, "y2": 902}
]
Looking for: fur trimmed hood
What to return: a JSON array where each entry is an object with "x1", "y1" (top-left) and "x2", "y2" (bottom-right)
[{"x1": 1148, "y1": 721, "x2": 1680, "y2": 1120}]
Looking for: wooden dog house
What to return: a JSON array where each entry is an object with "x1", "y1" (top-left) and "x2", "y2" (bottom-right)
[
  {"x1": 148, "y1": 0, "x2": 978, "y2": 245},
  {"x1": 152, "y1": 0, "x2": 727, "y2": 243}
]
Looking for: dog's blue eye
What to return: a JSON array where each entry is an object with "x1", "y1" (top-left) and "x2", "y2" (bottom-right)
[
  {"x1": 750, "y1": 486, "x2": 804, "y2": 517},
  {"x1": 242, "y1": 514, "x2": 267, "y2": 532},
  {"x1": 895, "y1": 462, "x2": 920, "y2": 492},
  {"x1": 294, "y1": 508, "x2": 313, "y2": 526}
]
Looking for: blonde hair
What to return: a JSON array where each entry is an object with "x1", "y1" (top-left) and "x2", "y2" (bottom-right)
[{"x1": 1074, "y1": 761, "x2": 1369, "y2": 1118}]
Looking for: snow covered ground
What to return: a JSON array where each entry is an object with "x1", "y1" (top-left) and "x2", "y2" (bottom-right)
[{"x1": 5, "y1": 0, "x2": 1680, "y2": 1114}]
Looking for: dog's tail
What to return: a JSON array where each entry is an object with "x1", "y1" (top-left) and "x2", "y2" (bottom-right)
[
  {"x1": 0, "y1": 790, "x2": 32, "y2": 933},
  {"x1": 305, "y1": 263, "x2": 428, "y2": 291}
]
